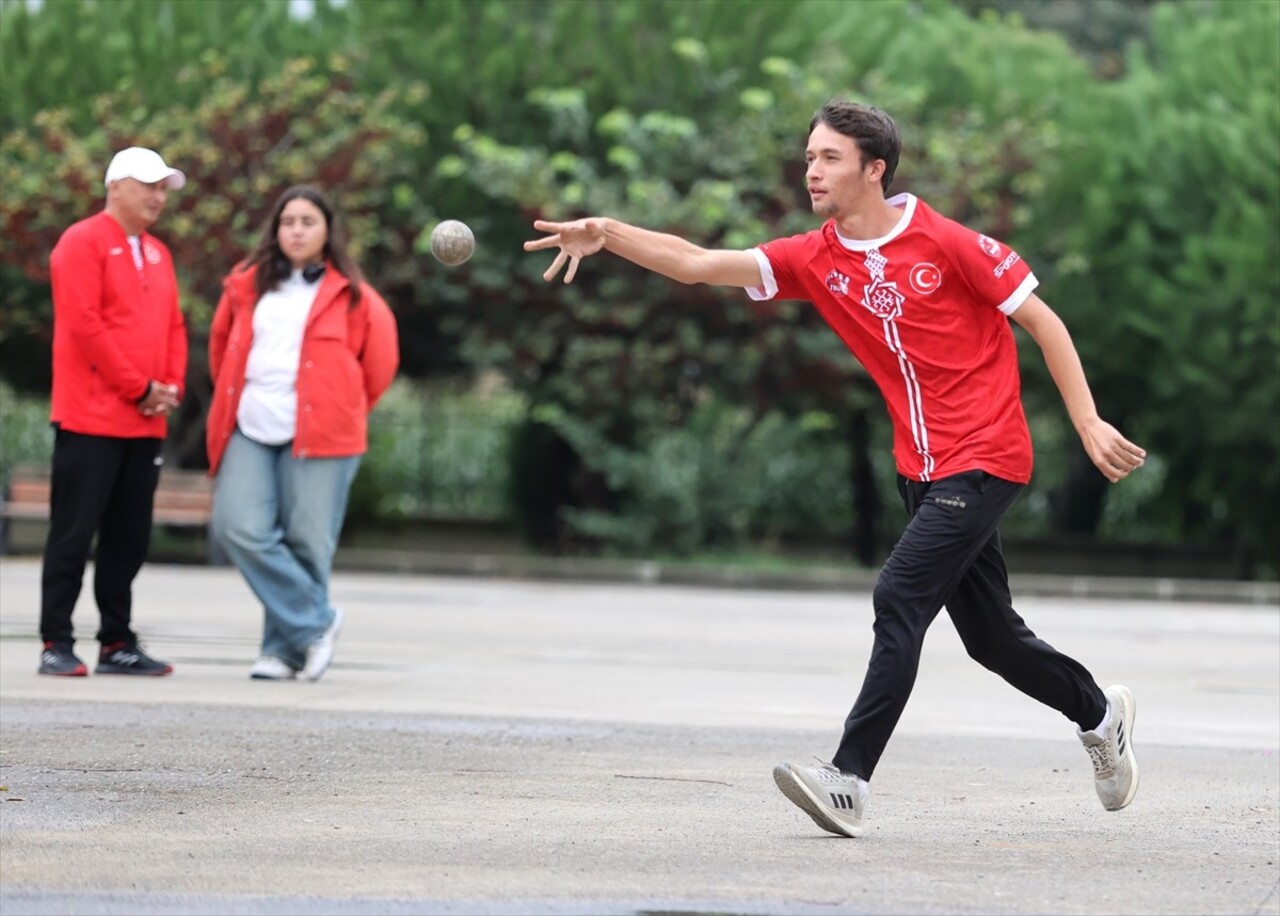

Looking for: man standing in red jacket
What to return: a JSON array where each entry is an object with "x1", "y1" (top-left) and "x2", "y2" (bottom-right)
[{"x1": 38, "y1": 147, "x2": 188, "y2": 677}]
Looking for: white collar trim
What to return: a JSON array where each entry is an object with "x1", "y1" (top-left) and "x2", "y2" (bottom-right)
[{"x1": 833, "y1": 193, "x2": 916, "y2": 251}]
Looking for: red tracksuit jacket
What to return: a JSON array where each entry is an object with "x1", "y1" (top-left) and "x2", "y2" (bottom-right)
[{"x1": 48, "y1": 211, "x2": 188, "y2": 438}]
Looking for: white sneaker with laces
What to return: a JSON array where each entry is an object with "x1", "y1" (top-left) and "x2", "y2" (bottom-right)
[
  {"x1": 249, "y1": 656, "x2": 296, "y2": 680},
  {"x1": 302, "y1": 608, "x2": 344, "y2": 682},
  {"x1": 1078, "y1": 684, "x2": 1139, "y2": 811},
  {"x1": 773, "y1": 759, "x2": 868, "y2": 838}
]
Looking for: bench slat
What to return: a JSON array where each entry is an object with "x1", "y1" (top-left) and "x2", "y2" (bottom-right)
[{"x1": 4, "y1": 466, "x2": 213, "y2": 527}]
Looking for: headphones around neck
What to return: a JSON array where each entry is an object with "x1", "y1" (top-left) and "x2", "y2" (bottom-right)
[{"x1": 275, "y1": 254, "x2": 325, "y2": 284}]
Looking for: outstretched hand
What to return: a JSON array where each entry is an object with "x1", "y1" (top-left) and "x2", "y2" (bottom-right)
[
  {"x1": 523, "y1": 218, "x2": 607, "y2": 283},
  {"x1": 1079, "y1": 417, "x2": 1145, "y2": 483}
]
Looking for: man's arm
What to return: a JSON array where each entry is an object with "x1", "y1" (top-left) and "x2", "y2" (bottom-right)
[
  {"x1": 524, "y1": 217, "x2": 763, "y2": 288},
  {"x1": 51, "y1": 230, "x2": 150, "y2": 401},
  {"x1": 1010, "y1": 293, "x2": 1145, "y2": 483}
]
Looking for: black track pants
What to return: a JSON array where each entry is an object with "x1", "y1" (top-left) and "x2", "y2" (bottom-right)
[
  {"x1": 39, "y1": 429, "x2": 162, "y2": 646},
  {"x1": 831, "y1": 470, "x2": 1108, "y2": 781}
]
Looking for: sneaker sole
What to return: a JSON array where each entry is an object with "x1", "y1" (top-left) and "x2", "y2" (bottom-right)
[
  {"x1": 37, "y1": 668, "x2": 87, "y2": 677},
  {"x1": 772, "y1": 763, "x2": 862, "y2": 838},
  {"x1": 95, "y1": 666, "x2": 173, "y2": 676},
  {"x1": 1107, "y1": 685, "x2": 1139, "y2": 811}
]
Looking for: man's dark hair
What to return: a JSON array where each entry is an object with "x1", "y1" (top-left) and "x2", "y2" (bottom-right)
[
  {"x1": 247, "y1": 184, "x2": 365, "y2": 307},
  {"x1": 809, "y1": 101, "x2": 901, "y2": 194}
]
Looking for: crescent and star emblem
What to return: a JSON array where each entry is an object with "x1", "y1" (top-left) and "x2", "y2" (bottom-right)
[{"x1": 909, "y1": 262, "x2": 941, "y2": 295}]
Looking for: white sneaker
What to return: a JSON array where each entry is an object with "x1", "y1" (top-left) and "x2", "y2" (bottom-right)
[
  {"x1": 301, "y1": 608, "x2": 344, "y2": 682},
  {"x1": 1078, "y1": 684, "x2": 1139, "y2": 811},
  {"x1": 773, "y1": 759, "x2": 868, "y2": 838},
  {"x1": 249, "y1": 656, "x2": 296, "y2": 680}
]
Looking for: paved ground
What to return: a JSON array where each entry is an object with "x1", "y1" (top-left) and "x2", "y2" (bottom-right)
[{"x1": 0, "y1": 558, "x2": 1277, "y2": 916}]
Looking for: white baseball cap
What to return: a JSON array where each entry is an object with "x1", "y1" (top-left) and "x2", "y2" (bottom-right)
[{"x1": 103, "y1": 147, "x2": 186, "y2": 190}]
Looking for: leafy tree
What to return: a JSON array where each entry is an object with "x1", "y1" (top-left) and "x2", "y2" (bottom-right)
[
  {"x1": 953, "y1": 0, "x2": 1158, "y2": 78},
  {"x1": 0, "y1": 0, "x2": 340, "y2": 134},
  {"x1": 1023, "y1": 0, "x2": 1280, "y2": 574}
]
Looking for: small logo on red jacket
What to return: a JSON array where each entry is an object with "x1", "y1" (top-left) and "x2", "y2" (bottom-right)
[
  {"x1": 143, "y1": 241, "x2": 163, "y2": 265},
  {"x1": 977, "y1": 235, "x2": 1001, "y2": 258}
]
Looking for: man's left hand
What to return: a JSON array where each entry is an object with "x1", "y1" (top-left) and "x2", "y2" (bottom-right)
[
  {"x1": 139, "y1": 381, "x2": 181, "y2": 417},
  {"x1": 1080, "y1": 417, "x2": 1145, "y2": 483}
]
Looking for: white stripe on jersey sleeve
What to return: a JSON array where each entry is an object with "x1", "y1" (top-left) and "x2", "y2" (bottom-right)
[
  {"x1": 998, "y1": 273, "x2": 1040, "y2": 315},
  {"x1": 745, "y1": 248, "x2": 778, "y2": 301}
]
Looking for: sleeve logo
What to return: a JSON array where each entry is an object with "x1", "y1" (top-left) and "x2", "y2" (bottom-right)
[
  {"x1": 909, "y1": 262, "x2": 942, "y2": 295},
  {"x1": 825, "y1": 269, "x2": 851, "y2": 297},
  {"x1": 993, "y1": 251, "x2": 1021, "y2": 279},
  {"x1": 977, "y1": 235, "x2": 1002, "y2": 258}
]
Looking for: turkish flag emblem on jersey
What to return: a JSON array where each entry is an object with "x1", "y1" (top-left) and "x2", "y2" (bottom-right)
[{"x1": 909, "y1": 262, "x2": 942, "y2": 295}]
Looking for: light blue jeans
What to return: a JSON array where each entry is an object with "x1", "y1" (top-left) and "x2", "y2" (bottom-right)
[{"x1": 212, "y1": 430, "x2": 360, "y2": 670}]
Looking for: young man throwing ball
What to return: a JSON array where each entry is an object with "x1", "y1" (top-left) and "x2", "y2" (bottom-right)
[{"x1": 525, "y1": 101, "x2": 1143, "y2": 837}]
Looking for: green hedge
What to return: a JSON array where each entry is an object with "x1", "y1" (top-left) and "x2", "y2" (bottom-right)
[{"x1": 0, "y1": 383, "x2": 52, "y2": 484}]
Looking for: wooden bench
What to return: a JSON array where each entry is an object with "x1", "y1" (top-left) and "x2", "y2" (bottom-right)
[{"x1": 0, "y1": 464, "x2": 221, "y2": 563}]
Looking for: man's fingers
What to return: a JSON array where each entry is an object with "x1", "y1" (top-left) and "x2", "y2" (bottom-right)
[
  {"x1": 1114, "y1": 445, "x2": 1144, "y2": 470},
  {"x1": 543, "y1": 250, "x2": 569, "y2": 282},
  {"x1": 524, "y1": 234, "x2": 562, "y2": 252},
  {"x1": 1100, "y1": 448, "x2": 1142, "y2": 482},
  {"x1": 1085, "y1": 424, "x2": 1145, "y2": 483},
  {"x1": 529, "y1": 220, "x2": 594, "y2": 283}
]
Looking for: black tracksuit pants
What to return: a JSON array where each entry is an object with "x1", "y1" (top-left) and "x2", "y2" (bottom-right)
[
  {"x1": 832, "y1": 469, "x2": 1108, "y2": 781},
  {"x1": 39, "y1": 429, "x2": 163, "y2": 647}
]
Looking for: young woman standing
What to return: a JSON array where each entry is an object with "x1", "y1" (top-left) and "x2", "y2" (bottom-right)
[{"x1": 207, "y1": 185, "x2": 398, "y2": 681}]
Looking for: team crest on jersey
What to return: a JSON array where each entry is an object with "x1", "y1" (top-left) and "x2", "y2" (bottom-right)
[
  {"x1": 825, "y1": 269, "x2": 851, "y2": 297},
  {"x1": 977, "y1": 235, "x2": 1001, "y2": 258},
  {"x1": 909, "y1": 262, "x2": 942, "y2": 295},
  {"x1": 143, "y1": 241, "x2": 163, "y2": 265},
  {"x1": 861, "y1": 277, "x2": 905, "y2": 320}
]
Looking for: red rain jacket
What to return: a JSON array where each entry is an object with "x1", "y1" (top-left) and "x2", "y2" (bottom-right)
[{"x1": 206, "y1": 262, "x2": 399, "y2": 474}]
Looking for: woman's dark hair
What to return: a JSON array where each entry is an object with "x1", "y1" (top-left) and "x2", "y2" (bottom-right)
[
  {"x1": 245, "y1": 184, "x2": 364, "y2": 307},
  {"x1": 809, "y1": 100, "x2": 901, "y2": 194}
]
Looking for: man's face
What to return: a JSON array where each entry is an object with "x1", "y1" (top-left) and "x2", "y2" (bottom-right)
[
  {"x1": 108, "y1": 177, "x2": 169, "y2": 231},
  {"x1": 805, "y1": 122, "x2": 881, "y2": 218}
]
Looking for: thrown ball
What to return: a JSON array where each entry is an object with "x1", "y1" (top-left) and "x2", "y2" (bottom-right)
[{"x1": 430, "y1": 220, "x2": 475, "y2": 266}]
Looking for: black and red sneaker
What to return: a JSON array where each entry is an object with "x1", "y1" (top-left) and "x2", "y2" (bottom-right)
[
  {"x1": 97, "y1": 640, "x2": 173, "y2": 676},
  {"x1": 38, "y1": 641, "x2": 88, "y2": 677}
]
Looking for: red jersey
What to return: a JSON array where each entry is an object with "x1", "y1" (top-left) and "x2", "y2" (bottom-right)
[{"x1": 748, "y1": 194, "x2": 1037, "y2": 483}]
